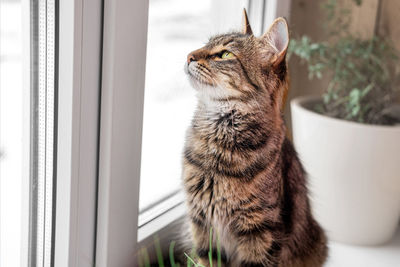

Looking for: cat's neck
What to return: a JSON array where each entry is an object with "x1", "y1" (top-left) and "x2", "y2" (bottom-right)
[
  {"x1": 195, "y1": 93, "x2": 286, "y2": 137},
  {"x1": 197, "y1": 94, "x2": 266, "y2": 114}
]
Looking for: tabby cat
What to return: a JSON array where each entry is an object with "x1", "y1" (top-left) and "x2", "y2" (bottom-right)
[{"x1": 182, "y1": 10, "x2": 328, "y2": 267}]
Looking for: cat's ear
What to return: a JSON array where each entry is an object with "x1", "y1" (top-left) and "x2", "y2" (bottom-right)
[
  {"x1": 242, "y1": 8, "x2": 253, "y2": 35},
  {"x1": 261, "y1": 17, "x2": 289, "y2": 67}
]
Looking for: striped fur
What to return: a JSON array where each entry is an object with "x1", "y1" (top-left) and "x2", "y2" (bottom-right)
[{"x1": 182, "y1": 16, "x2": 327, "y2": 267}]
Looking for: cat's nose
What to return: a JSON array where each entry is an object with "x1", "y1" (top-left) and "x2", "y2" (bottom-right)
[{"x1": 187, "y1": 54, "x2": 196, "y2": 64}]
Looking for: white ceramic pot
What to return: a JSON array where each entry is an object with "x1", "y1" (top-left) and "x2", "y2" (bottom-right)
[{"x1": 291, "y1": 96, "x2": 400, "y2": 245}]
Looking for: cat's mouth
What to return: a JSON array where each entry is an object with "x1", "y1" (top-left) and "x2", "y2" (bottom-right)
[{"x1": 185, "y1": 62, "x2": 215, "y2": 87}]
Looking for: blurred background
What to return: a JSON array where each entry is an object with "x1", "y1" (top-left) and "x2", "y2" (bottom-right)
[{"x1": 286, "y1": 0, "x2": 400, "y2": 131}]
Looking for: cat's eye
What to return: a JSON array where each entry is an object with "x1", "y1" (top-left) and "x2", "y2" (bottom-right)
[{"x1": 221, "y1": 51, "x2": 235, "y2": 59}]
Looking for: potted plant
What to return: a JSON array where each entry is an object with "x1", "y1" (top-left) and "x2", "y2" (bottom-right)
[{"x1": 289, "y1": 0, "x2": 400, "y2": 245}]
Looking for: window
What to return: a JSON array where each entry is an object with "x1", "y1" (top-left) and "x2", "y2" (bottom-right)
[
  {"x1": 139, "y1": 0, "x2": 210, "y2": 211},
  {"x1": 0, "y1": 0, "x2": 57, "y2": 266},
  {"x1": 0, "y1": 1, "x2": 29, "y2": 266},
  {"x1": 1, "y1": 1, "x2": 101, "y2": 266}
]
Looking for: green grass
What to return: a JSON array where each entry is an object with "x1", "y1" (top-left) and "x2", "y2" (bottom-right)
[
  {"x1": 138, "y1": 247, "x2": 151, "y2": 267},
  {"x1": 139, "y1": 229, "x2": 222, "y2": 267},
  {"x1": 169, "y1": 241, "x2": 180, "y2": 267}
]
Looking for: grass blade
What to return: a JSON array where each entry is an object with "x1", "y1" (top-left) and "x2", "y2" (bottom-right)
[
  {"x1": 154, "y1": 236, "x2": 165, "y2": 267},
  {"x1": 187, "y1": 247, "x2": 197, "y2": 267},
  {"x1": 141, "y1": 248, "x2": 151, "y2": 267},
  {"x1": 216, "y1": 231, "x2": 221, "y2": 267},
  {"x1": 169, "y1": 241, "x2": 179, "y2": 267},
  {"x1": 138, "y1": 250, "x2": 144, "y2": 267},
  {"x1": 187, "y1": 252, "x2": 192, "y2": 267},
  {"x1": 208, "y1": 228, "x2": 213, "y2": 267},
  {"x1": 184, "y1": 252, "x2": 206, "y2": 267}
]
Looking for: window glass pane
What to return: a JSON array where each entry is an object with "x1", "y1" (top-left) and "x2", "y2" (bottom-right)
[
  {"x1": 139, "y1": 0, "x2": 211, "y2": 210},
  {"x1": 139, "y1": 0, "x2": 248, "y2": 210},
  {"x1": 0, "y1": 0, "x2": 56, "y2": 266},
  {"x1": 0, "y1": 0, "x2": 28, "y2": 265}
]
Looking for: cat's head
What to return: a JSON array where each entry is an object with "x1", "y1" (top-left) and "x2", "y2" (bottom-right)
[{"x1": 185, "y1": 9, "x2": 289, "y2": 110}]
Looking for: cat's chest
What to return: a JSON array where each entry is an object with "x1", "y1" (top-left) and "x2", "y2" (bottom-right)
[
  {"x1": 190, "y1": 177, "x2": 240, "y2": 252},
  {"x1": 185, "y1": 167, "x2": 241, "y2": 217},
  {"x1": 191, "y1": 109, "x2": 268, "y2": 155},
  {"x1": 189, "y1": 112, "x2": 249, "y2": 166}
]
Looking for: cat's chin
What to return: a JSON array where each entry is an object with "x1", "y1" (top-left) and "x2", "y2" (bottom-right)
[
  {"x1": 196, "y1": 88, "x2": 239, "y2": 106},
  {"x1": 187, "y1": 75, "x2": 213, "y2": 90},
  {"x1": 187, "y1": 75, "x2": 202, "y2": 90},
  {"x1": 186, "y1": 73, "x2": 239, "y2": 103}
]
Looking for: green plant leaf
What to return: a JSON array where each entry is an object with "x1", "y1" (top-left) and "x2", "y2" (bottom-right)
[
  {"x1": 351, "y1": 105, "x2": 361, "y2": 116},
  {"x1": 209, "y1": 228, "x2": 213, "y2": 267},
  {"x1": 154, "y1": 236, "x2": 165, "y2": 267},
  {"x1": 141, "y1": 248, "x2": 151, "y2": 267},
  {"x1": 288, "y1": 0, "x2": 399, "y2": 124},
  {"x1": 169, "y1": 241, "x2": 179, "y2": 267},
  {"x1": 361, "y1": 83, "x2": 374, "y2": 97},
  {"x1": 185, "y1": 253, "x2": 205, "y2": 267}
]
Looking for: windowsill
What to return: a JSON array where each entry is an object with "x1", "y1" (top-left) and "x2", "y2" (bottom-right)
[
  {"x1": 137, "y1": 191, "x2": 186, "y2": 242},
  {"x1": 326, "y1": 227, "x2": 400, "y2": 267}
]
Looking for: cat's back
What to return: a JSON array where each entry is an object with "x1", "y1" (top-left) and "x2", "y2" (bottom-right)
[{"x1": 279, "y1": 138, "x2": 328, "y2": 267}]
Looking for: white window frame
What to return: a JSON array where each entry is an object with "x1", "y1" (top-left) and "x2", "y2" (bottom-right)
[
  {"x1": 53, "y1": 0, "x2": 291, "y2": 266},
  {"x1": 54, "y1": 0, "x2": 102, "y2": 266},
  {"x1": 95, "y1": 0, "x2": 148, "y2": 265}
]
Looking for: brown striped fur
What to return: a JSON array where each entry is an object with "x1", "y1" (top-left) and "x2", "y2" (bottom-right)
[{"x1": 182, "y1": 11, "x2": 327, "y2": 267}]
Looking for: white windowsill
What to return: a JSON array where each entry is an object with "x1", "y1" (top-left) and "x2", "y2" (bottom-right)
[
  {"x1": 138, "y1": 200, "x2": 400, "y2": 267},
  {"x1": 326, "y1": 226, "x2": 400, "y2": 267},
  {"x1": 138, "y1": 191, "x2": 186, "y2": 242}
]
